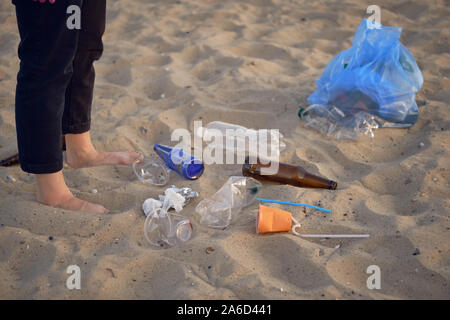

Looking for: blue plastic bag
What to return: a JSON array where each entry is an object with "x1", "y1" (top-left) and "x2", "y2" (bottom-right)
[{"x1": 302, "y1": 19, "x2": 423, "y2": 138}]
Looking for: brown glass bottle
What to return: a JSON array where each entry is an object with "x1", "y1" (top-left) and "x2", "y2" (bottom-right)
[{"x1": 242, "y1": 157, "x2": 337, "y2": 190}]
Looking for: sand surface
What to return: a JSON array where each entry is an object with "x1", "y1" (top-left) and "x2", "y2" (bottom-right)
[{"x1": 0, "y1": 0, "x2": 449, "y2": 299}]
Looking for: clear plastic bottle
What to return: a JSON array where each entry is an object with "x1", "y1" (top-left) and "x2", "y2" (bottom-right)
[
  {"x1": 196, "y1": 121, "x2": 285, "y2": 160},
  {"x1": 298, "y1": 105, "x2": 379, "y2": 139}
]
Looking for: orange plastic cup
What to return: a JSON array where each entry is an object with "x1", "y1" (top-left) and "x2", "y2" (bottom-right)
[{"x1": 257, "y1": 205, "x2": 292, "y2": 234}]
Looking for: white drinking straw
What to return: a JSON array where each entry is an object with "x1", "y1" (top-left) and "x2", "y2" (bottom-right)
[{"x1": 291, "y1": 218, "x2": 370, "y2": 238}]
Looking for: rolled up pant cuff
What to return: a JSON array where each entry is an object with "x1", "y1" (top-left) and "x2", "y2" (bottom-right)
[
  {"x1": 20, "y1": 160, "x2": 63, "y2": 174},
  {"x1": 62, "y1": 120, "x2": 91, "y2": 135}
]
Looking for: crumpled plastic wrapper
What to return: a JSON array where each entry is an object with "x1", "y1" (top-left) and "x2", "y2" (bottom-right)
[
  {"x1": 159, "y1": 185, "x2": 199, "y2": 206},
  {"x1": 142, "y1": 186, "x2": 198, "y2": 217}
]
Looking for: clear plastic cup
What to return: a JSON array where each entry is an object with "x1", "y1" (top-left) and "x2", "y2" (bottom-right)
[
  {"x1": 144, "y1": 211, "x2": 193, "y2": 248},
  {"x1": 133, "y1": 156, "x2": 169, "y2": 186}
]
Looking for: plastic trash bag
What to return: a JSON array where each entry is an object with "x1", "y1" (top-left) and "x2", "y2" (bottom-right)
[
  {"x1": 195, "y1": 176, "x2": 262, "y2": 229},
  {"x1": 302, "y1": 19, "x2": 423, "y2": 139}
]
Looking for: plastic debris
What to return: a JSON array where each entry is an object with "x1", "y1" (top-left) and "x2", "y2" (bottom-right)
[
  {"x1": 142, "y1": 186, "x2": 197, "y2": 248},
  {"x1": 256, "y1": 198, "x2": 331, "y2": 213},
  {"x1": 196, "y1": 121, "x2": 286, "y2": 161},
  {"x1": 133, "y1": 155, "x2": 170, "y2": 186},
  {"x1": 301, "y1": 19, "x2": 423, "y2": 139},
  {"x1": 195, "y1": 176, "x2": 262, "y2": 229},
  {"x1": 162, "y1": 185, "x2": 199, "y2": 206}
]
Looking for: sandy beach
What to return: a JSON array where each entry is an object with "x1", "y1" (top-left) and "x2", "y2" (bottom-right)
[{"x1": 0, "y1": 0, "x2": 449, "y2": 299}]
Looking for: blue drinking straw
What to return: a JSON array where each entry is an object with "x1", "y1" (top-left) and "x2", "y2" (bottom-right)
[{"x1": 256, "y1": 198, "x2": 331, "y2": 213}]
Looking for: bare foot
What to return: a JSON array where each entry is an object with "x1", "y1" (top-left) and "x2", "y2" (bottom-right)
[
  {"x1": 66, "y1": 149, "x2": 141, "y2": 169},
  {"x1": 65, "y1": 132, "x2": 141, "y2": 169},
  {"x1": 36, "y1": 171, "x2": 109, "y2": 214}
]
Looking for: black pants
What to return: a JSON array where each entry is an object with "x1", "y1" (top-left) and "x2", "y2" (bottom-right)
[{"x1": 14, "y1": 0, "x2": 106, "y2": 174}]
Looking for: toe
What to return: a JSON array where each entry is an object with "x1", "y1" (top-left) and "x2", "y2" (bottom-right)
[
  {"x1": 100, "y1": 206, "x2": 110, "y2": 214},
  {"x1": 122, "y1": 151, "x2": 142, "y2": 165}
]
